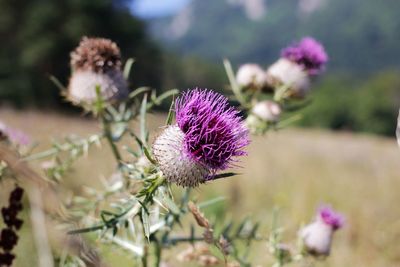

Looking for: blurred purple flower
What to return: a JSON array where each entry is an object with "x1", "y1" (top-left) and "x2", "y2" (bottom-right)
[
  {"x1": 318, "y1": 205, "x2": 344, "y2": 230},
  {"x1": 0, "y1": 122, "x2": 31, "y2": 146},
  {"x1": 153, "y1": 89, "x2": 249, "y2": 187},
  {"x1": 281, "y1": 37, "x2": 328, "y2": 75}
]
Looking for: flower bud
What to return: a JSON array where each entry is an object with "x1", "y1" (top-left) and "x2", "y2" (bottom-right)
[
  {"x1": 266, "y1": 58, "x2": 310, "y2": 98},
  {"x1": 251, "y1": 100, "x2": 281, "y2": 122},
  {"x1": 300, "y1": 206, "x2": 344, "y2": 256},
  {"x1": 236, "y1": 64, "x2": 267, "y2": 90}
]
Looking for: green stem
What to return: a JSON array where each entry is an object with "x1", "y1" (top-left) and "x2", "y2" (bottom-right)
[
  {"x1": 223, "y1": 59, "x2": 251, "y2": 109},
  {"x1": 101, "y1": 113, "x2": 122, "y2": 166},
  {"x1": 141, "y1": 246, "x2": 148, "y2": 267},
  {"x1": 273, "y1": 84, "x2": 290, "y2": 103},
  {"x1": 154, "y1": 241, "x2": 162, "y2": 267}
]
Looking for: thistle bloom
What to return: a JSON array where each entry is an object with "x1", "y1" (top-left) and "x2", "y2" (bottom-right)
[
  {"x1": 67, "y1": 37, "x2": 128, "y2": 104},
  {"x1": 235, "y1": 64, "x2": 267, "y2": 90},
  {"x1": 281, "y1": 37, "x2": 328, "y2": 75},
  {"x1": 153, "y1": 89, "x2": 249, "y2": 187},
  {"x1": 300, "y1": 205, "x2": 344, "y2": 256}
]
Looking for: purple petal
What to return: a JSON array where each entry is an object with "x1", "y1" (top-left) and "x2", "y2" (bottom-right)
[
  {"x1": 175, "y1": 89, "x2": 249, "y2": 172},
  {"x1": 318, "y1": 205, "x2": 345, "y2": 230},
  {"x1": 281, "y1": 37, "x2": 328, "y2": 75}
]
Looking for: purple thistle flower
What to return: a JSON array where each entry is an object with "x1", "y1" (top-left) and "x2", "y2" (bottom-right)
[
  {"x1": 153, "y1": 89, "x2": 249, "y2": 187},
  {"x1": 318, "y1": 205, "x2": 344, "y2": 230},
  {"x1": 176, "y1": 89, "x2": 249, "y2": 170},
  {"x1": 281, "y1": 37, "x2": 328, "y2": 75},
  {"x1": 0, "y1": 122, "x2": 31, "y2": 146}
]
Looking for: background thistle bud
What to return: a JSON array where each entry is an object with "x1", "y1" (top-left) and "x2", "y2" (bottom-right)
[
  {"x1": 266, "y1": 58, "x2": 310, "y2": 98},
  {"x1": 300, "y1": 205, "x2": 344, "y2": 256},
  {"x1": 67, "y1": 37, "x2": 128, "y2": 104},
  {"x1": 251, "y1": 100, "x2": 281, "y2": 122},
  {"x1": 153, "y1": 89, "x2": 249, "y2": 187},
  {"x1": 235, "y1": 64, "x2": 267, "y2": 90}
]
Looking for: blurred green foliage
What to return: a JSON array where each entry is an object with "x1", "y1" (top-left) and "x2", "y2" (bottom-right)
[
  {"x1": 161, "y1": 53, "x2": 226, "y2": 93},
  {"x1": 0, "y1": 0, "x2": 161, "y2": 107},
  {"x1": 151, "y1": 0, "x2": 400, "y2": 72},
  {"x1": 0, "y1": 0, "x2": 399, "y2": 137},
  {"x1": 300, "y1": 71, "x2": 400, "y2": 136}
]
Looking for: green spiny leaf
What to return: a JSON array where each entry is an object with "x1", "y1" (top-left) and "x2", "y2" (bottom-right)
[
  {"x1": 141, "y1": 208, "x2": 150, "y2": 241},
  {"x1": 140, "y1": 94, "x2": 148, "y2": 144},
  {"x1": 123, "y1": 58, "x2": 135, "y2": 79},
  {"x1": 166, "y1": 98, "x2": 175, "y2": 125}
]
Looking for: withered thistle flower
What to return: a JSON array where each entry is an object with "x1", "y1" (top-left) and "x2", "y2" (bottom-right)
[
  {"x1": 188, "y1": 202, "x2": 210, "y2": 228},
  {"x1": 300, "y1": 205, "x2": 344, "y2": 256},
  {"x1": 153, "y1": 89, "x2": 249, "y2": 187},
  {"x1": 67, "y1": 37, "x2": 128, "y2": 104},
  {"x1": 0, "y1": 186, "x2": 24, "y2": 267}
]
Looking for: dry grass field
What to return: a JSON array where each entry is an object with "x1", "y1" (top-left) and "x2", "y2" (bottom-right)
[{"x1": 1, "y1": 108, "x2": 400, "y2": 267}]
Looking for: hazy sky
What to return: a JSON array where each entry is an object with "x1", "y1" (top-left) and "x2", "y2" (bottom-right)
[{"x1": 131, "y1": 0, "x2": 192, "y2": 18}]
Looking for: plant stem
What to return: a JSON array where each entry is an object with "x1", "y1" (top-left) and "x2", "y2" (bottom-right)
[
  {"x1": 223, "y1": 59, "x2": 251, "y2": 109},
  {"x1": 101, "y1": 113, "x2": 122, "y2": 166},
  {"x1": 154, "y1": 241, "x2": 162, "y2": 267},
  {"x1": 142, "y1": 245, "x2": 148, "y2": 267}
]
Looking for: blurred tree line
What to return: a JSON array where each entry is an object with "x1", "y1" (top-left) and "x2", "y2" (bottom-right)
[
  {"x1": 0, "y1": 0, "x2": 225, "y2": 110},
  {"x1": 300, "y1": 71, "x2": 400, "y2": 136},
  {"x1": 0, "y1": 0, "x2": 398, "y2": 137},
  {"x1": 0, "y1": 0, "x2": 161, "y2": 108}
]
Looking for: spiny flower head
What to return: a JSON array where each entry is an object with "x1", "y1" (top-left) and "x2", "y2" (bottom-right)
[
  {"x1": 317, "y1": 205, "x2": 344, "y2": 230},
  {"x1": 153, "y1": 89, "x2": 249, "y2": 187},
  {"x1": 175, "y1": 89, "x2": 249, "y2": 170},
  {"x1": 281, "y1": 37, "x2": 328, "y2": 75},
  {"x1": 70, "y1": 37, "x2": 122, "y2": 73}
]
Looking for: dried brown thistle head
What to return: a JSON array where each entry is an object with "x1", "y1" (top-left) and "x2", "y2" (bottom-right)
[{"x1": 70, "y1": 37, "x2": 122, "y2": 73}]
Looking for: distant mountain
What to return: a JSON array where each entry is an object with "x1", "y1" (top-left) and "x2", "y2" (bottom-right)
[{"x1": 148, "y1": 0, "x2": 400, "y2": 72}]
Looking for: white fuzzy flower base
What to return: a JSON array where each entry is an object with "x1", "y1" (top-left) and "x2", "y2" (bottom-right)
[
  {"x1": 153, "y1": 125, "x2": 210, "y2": 187},
  {"x1": 68, "y1": 70, "x2": 128, "y2": 104}
]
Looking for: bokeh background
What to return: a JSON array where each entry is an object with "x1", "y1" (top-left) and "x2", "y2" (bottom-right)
[{"x1": 1, "y1": 0, "x2": 400, "y2": 266}]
